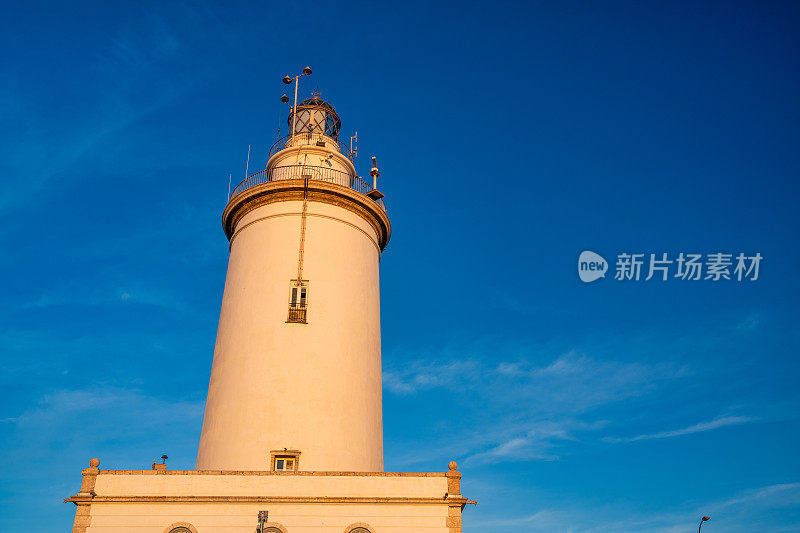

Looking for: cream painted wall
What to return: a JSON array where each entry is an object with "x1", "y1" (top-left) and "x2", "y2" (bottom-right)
[
  {"x1": 93, "y1": 472, "x2": 448, "y2": 497},
  {"x1": 72, "y1": 471, "x2": 461, "y2": 533},
  {"x1": 83, "y1": 502, "x2": 449, "y2": 532},
  {"x1": 197, "y1": 185, "x2": 385, "y2": 472}
]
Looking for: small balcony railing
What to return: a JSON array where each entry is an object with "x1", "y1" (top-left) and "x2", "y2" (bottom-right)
[
  {"x1": 268, "y1": 132, "x2": 354, "y2": 160},
  {"x1": 286, "y1": 305, "x2": 307, "y2": 323},
  {"x1": 230, "y1": 164, "x2": 384, "y2": 210}
]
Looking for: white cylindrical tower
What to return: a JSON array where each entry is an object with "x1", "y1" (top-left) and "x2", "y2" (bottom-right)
[{"x1": 196, "y1": 94, "x2": 391, "y2": 472}]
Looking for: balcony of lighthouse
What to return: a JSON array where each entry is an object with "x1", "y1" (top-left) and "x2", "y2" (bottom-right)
[
  {"x1": 268, "y1": 130, "x2": 351, "y2": 158},
  {"x1": 229, "y1": 133, "x2": 385, "y2": 211}
]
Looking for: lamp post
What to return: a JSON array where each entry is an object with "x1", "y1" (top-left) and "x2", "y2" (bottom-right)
[
  {"x1": 698, "y1": 515, "x2": 710, "y2": 532},
  {"x1": 282, "y1": 66, "x2": 312, "y2": 142}
]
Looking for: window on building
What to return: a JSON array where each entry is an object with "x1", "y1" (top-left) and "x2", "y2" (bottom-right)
[
  {"x1": 274, "y1": 457, "x2": 295, "y2": 471},
  {"x1": 287, "y1": 280, "x2": 308, "y2": 323},
  {"x1": 271, "y1": 449, "x2": 301, "y2": 472}
]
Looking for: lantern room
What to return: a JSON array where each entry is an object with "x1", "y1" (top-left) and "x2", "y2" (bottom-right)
[{"x1": 288, "y1": 94, "x2": 342, "y2": 139}]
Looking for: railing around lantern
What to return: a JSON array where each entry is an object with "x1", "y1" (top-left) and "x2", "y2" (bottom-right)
[
  {"x1": 268, "y1": 132, "x2": 354, "y2": 160},
  {"x1": 229, "y1": 164, "x2": 385, "y2": 210}
]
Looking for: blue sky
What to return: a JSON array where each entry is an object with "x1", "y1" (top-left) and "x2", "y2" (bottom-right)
[{"x1": 1, "y1": 0, "x2": 799, "y2": 531}]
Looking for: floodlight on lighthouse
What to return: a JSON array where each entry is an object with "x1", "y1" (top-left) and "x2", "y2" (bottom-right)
[
  {"x1": 367, "y1": 156, "x2": 385, "y2": 200},
  {"x1": 370, "y1": 157, "x2": 380, "y2": 179},
  {"x1": 283, "y1": 66, "x2": 313, "y2": 142},
  {"x1": 280, "y1": 94, "x2": 290, "y2": 103}
]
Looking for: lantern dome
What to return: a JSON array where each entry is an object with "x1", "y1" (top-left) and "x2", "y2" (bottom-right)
[{"x1": 288, "y1": 95, "x2": 342, "y2": 139}]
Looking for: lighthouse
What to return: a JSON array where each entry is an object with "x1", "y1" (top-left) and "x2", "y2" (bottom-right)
[
  {"x1": 65, "y1": 70, "x2": 470, "y2": 533},
  {"x1": 196, "y1": 75, "x2": 391, "y2": 473}
]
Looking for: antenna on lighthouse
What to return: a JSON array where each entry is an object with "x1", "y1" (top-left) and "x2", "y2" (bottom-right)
[
  {"x1": 350, "y1": 131, "x2": 358, "y2": 162},
  {"x1": 244, "y1": 144, "x2": 251, "y2": 182}
]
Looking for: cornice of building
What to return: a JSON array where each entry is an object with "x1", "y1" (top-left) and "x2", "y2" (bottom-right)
[
  {"x1": 222, "y1": 179, "x2": 391, "y2": 251},
  {"x1": 89, "y1": 469, "x2": 445, "y2": 477},
  {"x1": 65, "y1": 495, "x2": 469, "y2": 506}
]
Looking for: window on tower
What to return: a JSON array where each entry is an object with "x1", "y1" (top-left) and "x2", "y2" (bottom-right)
[
  {"x1": 274, "y1": 457, "x2": 294, "y2": 471},
  {"x1": 270, "y1": 450, "x2": 301, "y2": 472},
  {"x1": 286, "y1": 280, "x2": 308, "y2": 324}
]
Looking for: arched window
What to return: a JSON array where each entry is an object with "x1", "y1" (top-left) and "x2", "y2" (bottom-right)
[
  {"x1": 163, "y1": 524, "x2": 197, "y2": 533},
  {"x1": 344, "y1": 524, "x2": 374, "y2": 533}
]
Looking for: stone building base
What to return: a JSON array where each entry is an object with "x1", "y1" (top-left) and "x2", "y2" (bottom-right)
[{"x1": 65, "y1": 459, "x2": 469, "y2": 533}]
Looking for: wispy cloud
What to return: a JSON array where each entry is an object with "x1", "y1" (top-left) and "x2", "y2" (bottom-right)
[
  {"x1": 1, "y1": 387, "x2": 203, "y2": 469},
  {"x1": 735, "y1": 311, "x2": 763, "y2": 332},
  {"x1": 472, "y1": 510, "x2": 567, "y2": 529},
  {"x1": 605, "y1": 415, "x2": 758, "y2": 443},
  {"x1": 0, "y1": 386, "x2": 205, "y2": 533},
  {"x1": 469, "y1": 482, "x2": 800, "y2": 533},
  {"x1": 383, "y1": 360, "x2": 479, "y2": 394},
  {"x1": 23, "y1": 284, "x2": 189, "y2": 312},
  {"x1": 466, "y1": 419, "x2": 606, "y2": 463},
  {"x1": 384, "y1": 350, "x2": 684, "y2": 401},
  {"x1": 384, "y1": 349, "x2": 690, "y2": 464},
  {"x1": 0, "y1": 7, "x2": 204, "y2": 215},
  {"x1": 717, "y1": 482, "x2": 800, "y2": 511}
]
